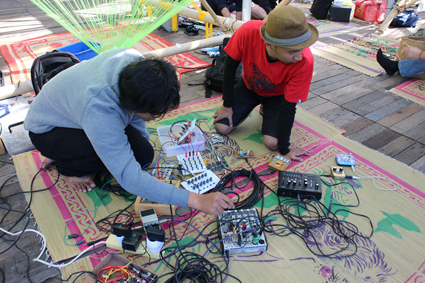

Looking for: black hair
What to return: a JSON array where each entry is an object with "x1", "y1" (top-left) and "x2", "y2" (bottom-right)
[{"x1": 118, "y1": 57, "x2": 180, "y2": 117}]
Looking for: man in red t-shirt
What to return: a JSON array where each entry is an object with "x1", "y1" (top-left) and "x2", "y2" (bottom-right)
[{"x1": 213, "y1": 5, "x2": 318, "y2": 161}]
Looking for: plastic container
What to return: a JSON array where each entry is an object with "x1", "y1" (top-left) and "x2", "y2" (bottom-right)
[
  {"x1": 157, "y1": 124, "x2": 205, "y2": 157},
  {"x1": 58, "y1": 41, "x2": 101, "y2": 61},
  {"x1": 354, "y1": 0, "x2": 387, "y2": 23}
]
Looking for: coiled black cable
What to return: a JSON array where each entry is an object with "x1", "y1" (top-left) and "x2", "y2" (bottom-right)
[{"x1": 213, "y1": 169, "x2": 265, "y2": 209}]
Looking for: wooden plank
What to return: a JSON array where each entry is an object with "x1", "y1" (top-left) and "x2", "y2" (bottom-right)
[
  {"x1": 411, "y1": 155, "x2": 425, "y2": 172},
  {"x1": 309, "y1": 73, "x2": 351, "y2": 91},
  {"x1": 393, "y1": 142, "x2": 425, "y2": 165},
  {"x1": 403, "y1": 120, "x2": 425, "y2": 140},
  {"x1": 390, "y1": 108, "x2": 425, "y2": 134},
  {"x1": 346, "y1": 123, "x2": 387, "y2": 143},
  {"x1": 378, "y1": 136, "x2": 416, "y2": 157},
  {"x1": 341, "y1": 117, "x2": 374, "y2": 137},
  {"x1": 342, "y1": 90, "x2": 387, "y2": 113},
  {"x1": 352, "y1": 92, "x2": 400, "y2": 116},
  {"x1": 305, "y1": 101, "x2": 339, "y2": 116},
  {"x1": 320, "y1": 107, "x2": 361, "y2": 128},
  {"x1": 362, "y1": 129, "x2": 402, "y2": 150},
  {"x1": 364, "y1": 98, "x2": 412, "y2": 121},
  {"x1": 311, "y1": 69, "x2": 347, "y2": 83},
  {"x1": 377, "y1": 103, "x2": 424, "y2": 127},
  {"x1": 299, "y1": 96, "x2": 328, "y2": 110},
  {"x1": 311, "y1": 75, "x2": 365, "y2": 95},
  {"x1": 321, "y1": 81, "x2": 375, "y2": 104}
]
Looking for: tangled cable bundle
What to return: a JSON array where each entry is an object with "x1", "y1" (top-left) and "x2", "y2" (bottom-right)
[{"x1": 213, "y1": 169, "x2": 265, "y2": 209}]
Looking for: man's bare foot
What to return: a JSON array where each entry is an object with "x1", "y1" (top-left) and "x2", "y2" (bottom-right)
[
  {"x1": 40, "y1": 157, "x2": 57, "y2": 170},
  {"x1": 63, "y1": 175, "x2": 96, "y2": 192}
]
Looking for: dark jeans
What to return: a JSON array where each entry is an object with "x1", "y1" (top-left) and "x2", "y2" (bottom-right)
[
  {"x1": 215, "y1": 79, "x2": 283, "y2": 138},
  {"x1": 29, "y1": 125, "x2": 154, "y2": 177}
]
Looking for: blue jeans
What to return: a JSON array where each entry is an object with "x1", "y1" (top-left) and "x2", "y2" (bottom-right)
[{"x1": 399, "y1": 59, "x2": 425, "y2": 77}]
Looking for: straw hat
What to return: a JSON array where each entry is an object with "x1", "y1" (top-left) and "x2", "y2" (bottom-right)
[{"x1": 260, "y1": 6, "x2": 319, "y2": 49}]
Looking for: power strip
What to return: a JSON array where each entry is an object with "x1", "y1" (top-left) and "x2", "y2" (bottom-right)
[
  {"x1": 177, "y1": 118, "x2": 197, "y2": 145},
  {"x1": 330, "y1": 166, "x2": 345, "y2": 180},
  {"x1": 218, "y1": 208, "x2": 267, "y2": 255},
  {"x1": 181, "y1": 170, "x2": 220, "y2": 194},
  {"x1": 268, "y1": 154, "x2": 291, "y2": 171},
  {"x1": 277, "y1": 171, "x2": 322, "y2": 199},
  {"x1": 177, "y1": 152, "x2": 207, "y2": 175}
]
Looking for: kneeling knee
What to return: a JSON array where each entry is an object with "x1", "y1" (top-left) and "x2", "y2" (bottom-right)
[
  {"x1": 214, "y1": 123, "x2": 232, "y2": 135},
  {"x1": 263, "y1": 137, "x2": 278, "y2": 151}
]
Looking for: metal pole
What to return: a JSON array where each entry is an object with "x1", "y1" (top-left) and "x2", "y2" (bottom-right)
[{"x1": 242, "y1": 0, "x2": 252, "y2": 22}]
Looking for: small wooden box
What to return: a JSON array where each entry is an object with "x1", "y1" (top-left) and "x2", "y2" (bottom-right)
[{"x1": 133, "y1": 180, "x2": 180, "y2": 216}]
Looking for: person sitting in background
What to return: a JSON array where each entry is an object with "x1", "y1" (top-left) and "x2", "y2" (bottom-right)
[
  {"x1": 213, "y1": 6, "x2": 318, "y2": 161},
  {"x1": 376, "y1": 46, "x2": 425, "y2": 77},
  {"x1": 201, "y1": 0, "x2": 268, "y2": 20}
]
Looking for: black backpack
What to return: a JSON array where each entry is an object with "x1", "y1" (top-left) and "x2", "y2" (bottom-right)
[
  {"x1": 30, "y1": 50, "x2": 80, "y2": 95},
  {"x1": 390, "y1": 9, "x2": 419, "y2": 28},
  {"x1": 310, "y1": 0, "x2": 333, "y2": 19},
  {"x1": 204, "y1": 37, "x2": 243, "y2": 98}
]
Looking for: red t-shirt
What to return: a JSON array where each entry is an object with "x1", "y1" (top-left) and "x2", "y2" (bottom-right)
[{"x1": 224, "y1": 20, "x2": 314, "y2": 103}]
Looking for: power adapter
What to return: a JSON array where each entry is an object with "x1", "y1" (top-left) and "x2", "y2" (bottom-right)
[
  {"x1": 330, "y1": 166, "x2": 345, "y2": 180},
  {"x1": 112, "y1": 223, "x2": 132, "y2": 237}
]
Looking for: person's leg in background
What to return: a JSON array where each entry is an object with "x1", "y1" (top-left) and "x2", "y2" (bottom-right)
[{"x1": 398, "y1": 58, "x2": 425, "y2": 77}]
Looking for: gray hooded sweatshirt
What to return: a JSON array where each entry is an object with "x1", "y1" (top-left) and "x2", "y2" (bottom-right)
[{"x1": 24, "y1": 48, "x2": 189, "y2": 207}]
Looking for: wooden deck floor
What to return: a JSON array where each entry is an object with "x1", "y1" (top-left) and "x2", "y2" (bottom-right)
[{"x1": 1, "y1": 0, "x2": 425, "y2": 281}]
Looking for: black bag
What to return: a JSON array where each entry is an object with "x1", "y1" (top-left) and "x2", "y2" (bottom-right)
[
  {"x1": 30, "y1": 50, "x2": 80, "y2": 95},
  {"x1": 204, "y1": 37, "x2": 243, "y2": 98},
  {"x1": 390, "y1": 9, "x2": 419, "y2": 28},
  {"x1": 310, "y1": 0, "x2": 333, "y2": 19}
]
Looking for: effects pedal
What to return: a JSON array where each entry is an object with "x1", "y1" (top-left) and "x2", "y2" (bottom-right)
[
  {"x1": 181, "y1": 170, "x2": 220, "y2": 194},
  {"x1": 335, "y1": 153, "x2": 356, "y2": 166},
  {"x1": 235, "y1": 150, "x2": 255, "y2": 159},
  {"x1": 330, "y1": 166, "x2": 345, "y2": 180},
  {"x1": 177, "y1": 152, "x2": 207, "y2": 175},
  {"x1": 218, "y1": 208, "x2": 267, "y2": 255},
  {"x1": 277, "y1": 171, "x2": 322, "y2": 199},
  {"x1": 268, "y1": 154, "x2": 291, "y2": 171}
]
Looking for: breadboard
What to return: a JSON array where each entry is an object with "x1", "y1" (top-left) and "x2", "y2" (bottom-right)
[
  {"x1": 181, "y1": 170, "x2": 220, "y2": 194},
  {"x1": 134, "y1": 180, "x2": 180, "y2": 216},
  {"x1": 177, "y1": 152, "x2": 207, "y2": 175},
  {"x1": 151, "y1": 164, "x2": 174, "y2": 180},
  {"x1": 177, "y1": 118, "x2": 197, "y2": 144},
  {"x1": 206, "y1": 155, "x2": 228, "y2": 172},
  {"x1": 218, "y1": 208, "x2": 267, "y2": 255},
  {"x1": 268, "y1": 154, "x2": 291, "y2": 171},
  {"x1": 277, "y1": 171, "x2": 322, "y2": 199}
]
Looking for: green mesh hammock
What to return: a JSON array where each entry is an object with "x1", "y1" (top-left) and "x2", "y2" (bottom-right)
[{"x1": 29, "y1": 0, "x2": 191, "y2": 54}]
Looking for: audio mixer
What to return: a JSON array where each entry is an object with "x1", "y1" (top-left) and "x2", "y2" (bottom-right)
[{"x1": 217, "y1": 208, "x2": 267, "y2": 255}]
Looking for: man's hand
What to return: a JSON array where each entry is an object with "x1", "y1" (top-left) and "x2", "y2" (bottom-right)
[
  {"x1": 285, "y1": 147, "x2": 311, "y2": 162},
  {"x1": 187, "y1": 192, "x2": 235, "y2": 216},
  {"x1": 213, "y1": 106, "x2": 233, "y2": 127}
]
